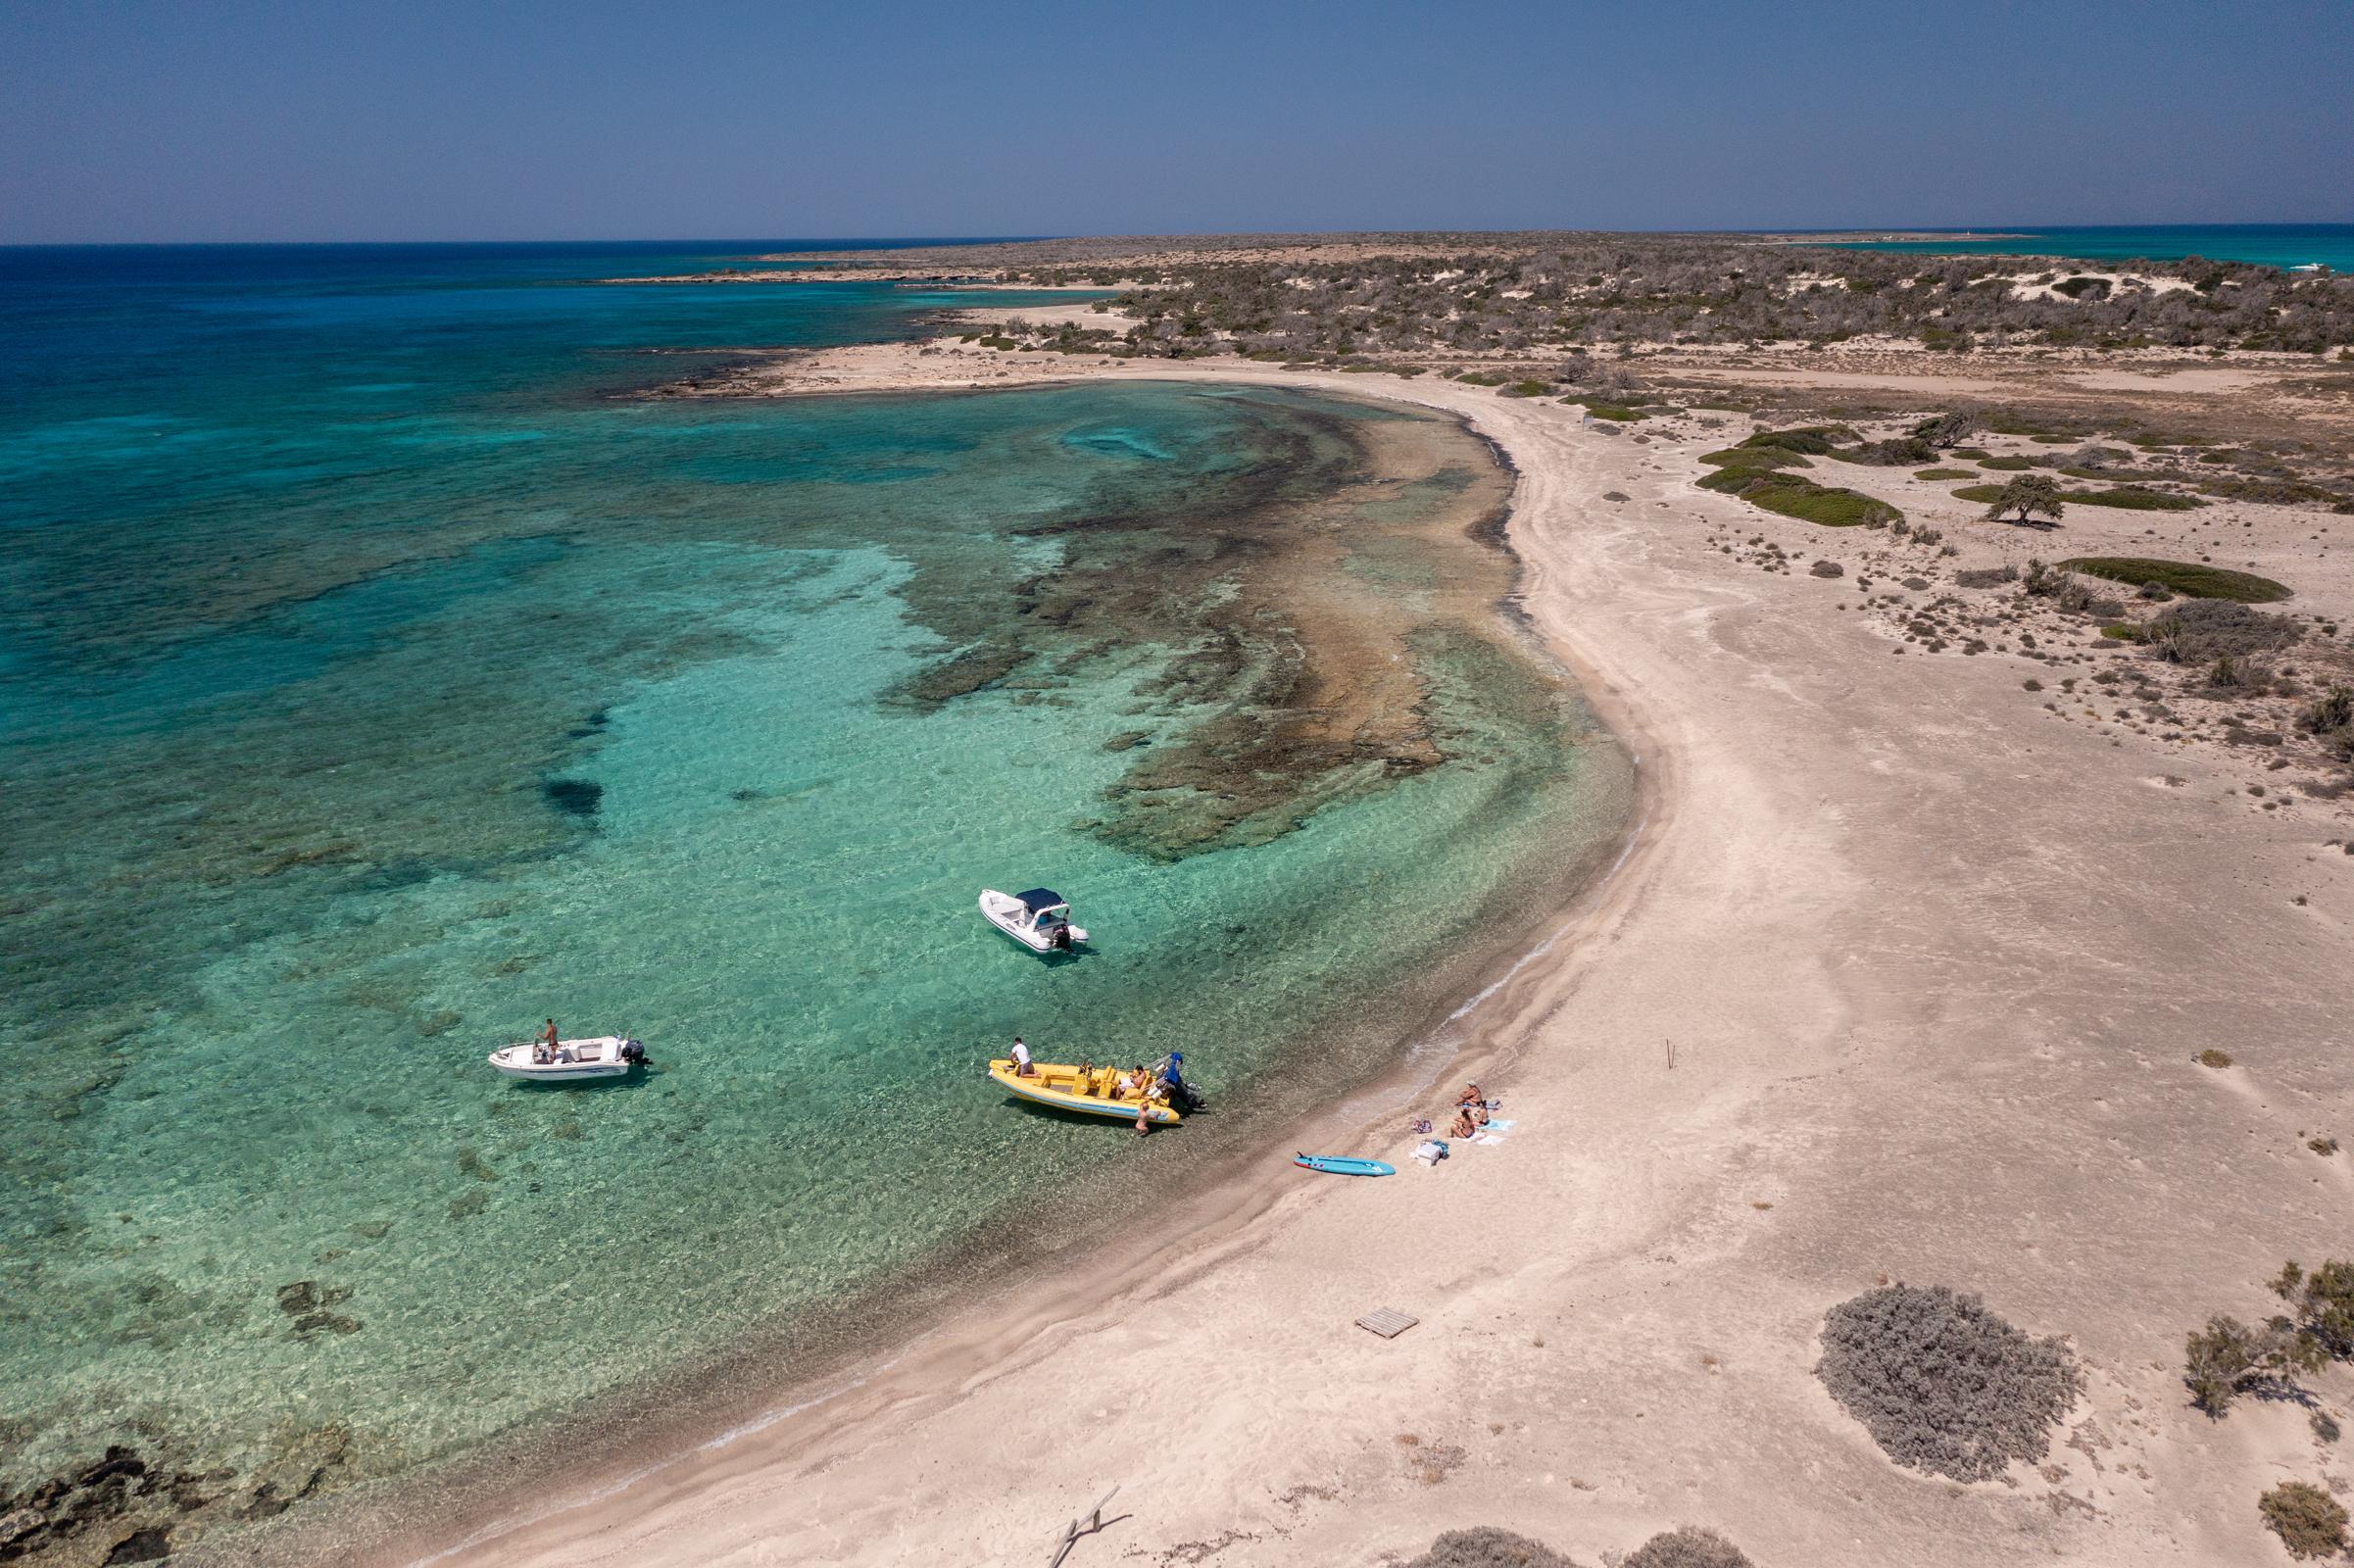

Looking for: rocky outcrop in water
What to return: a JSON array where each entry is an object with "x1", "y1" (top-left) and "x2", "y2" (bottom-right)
[{"x1": 0, "y1": 1427, "x2": 350, "y2": 1565}]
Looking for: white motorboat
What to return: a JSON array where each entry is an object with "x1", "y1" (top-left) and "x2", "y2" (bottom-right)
[
  {"x1": 979, "y1": 887, "x2": 1089, "y2": 954},
  {"x1": 488, "y1": 1035, "x2": 647, "y2": 1082}
]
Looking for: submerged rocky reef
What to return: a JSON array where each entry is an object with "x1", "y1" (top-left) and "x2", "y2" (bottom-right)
[{"x1": 879, "y1": 395, "x2": 1530, "y2": 858}]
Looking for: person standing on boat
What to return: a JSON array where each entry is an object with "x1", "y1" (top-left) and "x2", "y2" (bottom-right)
[
  {"x1": 1011, "y1": 1037, "x2": 1035, "y2": 1077},
  {"x1": 536, "y1": 1019, "x2": 559, "y2": 1065}
]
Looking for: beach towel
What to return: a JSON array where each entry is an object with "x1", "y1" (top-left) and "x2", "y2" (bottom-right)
[{"x1": 1484, "y1": 1119, "x2": 1516, "y2": 1132}]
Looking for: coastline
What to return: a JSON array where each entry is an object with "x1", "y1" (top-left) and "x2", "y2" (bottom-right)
[
  {"x1": 204, "y1": 376, "x2": 1639, "y2": 1567},
  {"x1": 298, "y1": 344, "x2": 2353, "y2": 1567}
]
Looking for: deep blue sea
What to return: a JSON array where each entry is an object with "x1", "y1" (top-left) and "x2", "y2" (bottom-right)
[
  {"x1": 1812, "y1": 223, "x2": 2354, "y2": 271},
  {"x1": 0, "y1": 243, "x2": 1627, "y2": 1544}
]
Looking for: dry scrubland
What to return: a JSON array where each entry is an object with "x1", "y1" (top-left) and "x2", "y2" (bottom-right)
[
  {"x1": 350, "y1": 239, "x2": 2354, "y2": 1568},
  {"x1": 751, "y1": 228, "x2": 2354, "y2": 358}
]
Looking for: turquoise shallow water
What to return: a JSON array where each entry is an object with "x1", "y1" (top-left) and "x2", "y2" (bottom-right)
[
  {"x1": 0, "y1": 245, "x2": 1627, "y2": 1537},
  {"x1": 1811, "y1": 223, "x2": 2354, "y2": 272}
]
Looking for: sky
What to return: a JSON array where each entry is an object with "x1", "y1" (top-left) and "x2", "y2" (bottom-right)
[{"x1": 3, "y1": 0, "x2": 2349, "y2": 244}]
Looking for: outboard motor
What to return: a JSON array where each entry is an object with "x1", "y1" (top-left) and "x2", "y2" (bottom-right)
[
  {"x1": 619, "y1": 1039, "x2": 647, "y2": 1067},
  {"x1": 1157, "y1": 1052, "x2": 1201, "y2": 1113}
]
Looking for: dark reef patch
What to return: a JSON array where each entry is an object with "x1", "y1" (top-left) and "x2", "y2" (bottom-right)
[
  {"x1": 540, "y1": 778, "x2": 604, "y2": 819},
  {"x1": 871, "y1": 392, "x2": 1526, "y2": 860}
]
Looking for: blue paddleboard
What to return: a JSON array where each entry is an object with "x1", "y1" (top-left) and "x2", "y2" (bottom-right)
[{"x1": 1294, "y1": 1152, "x2": 1395, "y2": 1177}]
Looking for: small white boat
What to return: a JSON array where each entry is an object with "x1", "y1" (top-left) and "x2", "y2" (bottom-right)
[
  {"x1": 979, "y1": 887, "x2": 1089, "y2": 954},
  {"x1": 487, "y1": 1036, "x2": 647, "y2": 1082}
]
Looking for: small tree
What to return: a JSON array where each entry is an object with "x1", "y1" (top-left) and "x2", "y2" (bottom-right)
[
  {"x1": 2183, "y1": 1314, "x2": 2325, "y2": 1414},
  {"x1": 2275, "y1": 1261, "x2": 2354, "y2": 1357},
  {"x1": 1986, "y1": 473, "x2": 2065, "y2": 526}
]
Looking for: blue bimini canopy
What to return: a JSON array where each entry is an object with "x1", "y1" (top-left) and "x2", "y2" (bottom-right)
[{"x1": 1014, "y1": 889, "x2": 1066, "y2": 912}]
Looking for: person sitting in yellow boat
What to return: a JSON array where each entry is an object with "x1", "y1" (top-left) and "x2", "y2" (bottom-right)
[{"x1": 1114, "y1": 1065, "x2": 1140, "y2": 1100}]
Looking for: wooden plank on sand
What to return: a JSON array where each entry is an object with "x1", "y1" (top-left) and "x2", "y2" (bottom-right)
[{"x1": 1355, "y1": 1307, "x2": 1419, "y2": 1340}]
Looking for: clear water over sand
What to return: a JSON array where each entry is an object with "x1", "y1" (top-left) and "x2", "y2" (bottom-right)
[{"x1": 0, "y1": 246, "x2": 1629, "y2": 1530}]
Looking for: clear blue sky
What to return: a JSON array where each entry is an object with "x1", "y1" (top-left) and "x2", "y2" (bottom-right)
[{"x1": 4, "y1": 0, "x2": 2348, "y2": 244}]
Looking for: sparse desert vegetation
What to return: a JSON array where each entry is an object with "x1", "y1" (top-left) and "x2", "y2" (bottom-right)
[
  {"x1": 1623, "y1": 1526, "x2": 1755, "y2": 1568},
  {"x1": 1402, "y1": 1527, "x2": 1579, "y2": 1568},
  {"x1": 760, "y1": 232, "x2": 2354, "y2": 359},
  {"x1": 1398, "y1": 1525, "x2": 1753, "y2": 1568}
]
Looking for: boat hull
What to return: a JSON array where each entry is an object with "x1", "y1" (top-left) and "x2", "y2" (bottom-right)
[
  {"x1": 987, "y1": 1060, "x2": 1179, "y2": 1124},
  {"x1": 978, "y1": 890, "x2": 1086, "y2": 953},
  {"x1": 488, "y1": 1037, "x2": 641, "y2": 1082}
]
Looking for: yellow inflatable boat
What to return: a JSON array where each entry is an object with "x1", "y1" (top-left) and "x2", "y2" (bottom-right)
[{"x1": 986, "y1": 1058, "x2": 1182, "y2": 1125}]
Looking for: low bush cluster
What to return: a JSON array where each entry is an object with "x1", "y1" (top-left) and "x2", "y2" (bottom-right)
[
  {"x1": 1401, "y1": 1525, "x2": 1752, "y2": 1568},
  {"x1": 1403, "y1": 1528, "x2": 1579, "y2": 1568},
  {"x1": 1624, "y1": 1527, "x2": 1753, "y2": 1568},
  {"x1": 2059, "y1": 557, "x2": 2290, "y2": 602},
  {"x1": 1699, "y1": 466, "x2": 1901, "y2": 527},
  {"x1": 2142, "y1": 600, "x2": 2304, "y2": 664},
  {"x1": 2260, "y1": 1481, "x2": 2349, "y2": 1559},
  {"x1": 1816, "y1": 1284, "x2": 2082, "y2": 1481},
  {"x1": 2065, "y1": 485, "x2": 2204, "y2": 512}
]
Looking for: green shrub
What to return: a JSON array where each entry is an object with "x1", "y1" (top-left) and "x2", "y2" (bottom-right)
[
  {"x1": 1755, "y1": 485, "x2": 1899, "y2": 527},
  {"x1": 1951, "y1": 484, "x2": 2002, "y2": 503},
  {"x1": 1499, "y1": 379, "x2": 1552, "y2": 398},
  {"x1": 2067, "y1": 486, "x2": 2204, "y2": 512},
  {"x1": 1816, "y1": 1284, "x2": 2082, "y2": 1480},
  {"x1": 2059, "y1": 558, "x2": 2290, "y2": 603},
  {"x1": 1741, "y1": 425, "x2": 1852, "y2": 455},
  {"x1": 1837, "y1": 435, "x2": 1937, "y2": 466},
  {"x1": 1700, "y1": 445, "x2": 1812, "y2": 471},
  {"x1": 975, "y1": 335, "x2": 1018, "y2": 350},
  {"x1": 2260, "y1": 1481, "x2": 2348, "y2": 1559},
  {"x1": 1569, "y1": 398, "x2": 1645, "y2": 420},
  {"x1": 1915, "y1": 467, "x2": 1976, "y2": 480},
  {"x1": 1455, "y1": 370, "x2": 1504, "y2": 387},
  {"x1": 1979, "y1": 455, "x2": 2036, "y2": 470},
  {"x1": 1701, "y1": 468, "x2": 1901, "y2": 527}
]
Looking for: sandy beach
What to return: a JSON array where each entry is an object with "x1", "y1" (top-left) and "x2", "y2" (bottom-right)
[{"x1": 336, "y1": 344, "x2": 2354, "y2": 1568}]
